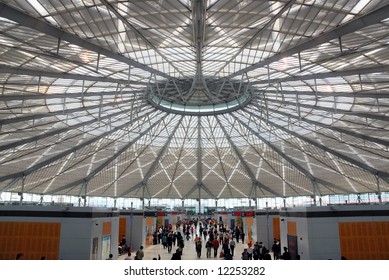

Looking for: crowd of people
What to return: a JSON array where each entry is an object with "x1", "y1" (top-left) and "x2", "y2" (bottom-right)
[{"x1": 124, "y1": 217, "x2": 294, "y2": 260}]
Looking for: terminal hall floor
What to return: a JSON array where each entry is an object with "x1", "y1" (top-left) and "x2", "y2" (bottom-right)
[{"x1": 117, "y1": 234, "x2": 274, "y2": 261}]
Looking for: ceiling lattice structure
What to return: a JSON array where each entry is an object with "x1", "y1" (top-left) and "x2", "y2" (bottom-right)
[{"x1": 0, "y1": 0, "x2": 388, "y2": 200}]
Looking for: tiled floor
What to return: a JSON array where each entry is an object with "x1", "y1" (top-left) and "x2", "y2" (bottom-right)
[{"x1": 118, "y1": 233, "x2": 249, "y2": 260}]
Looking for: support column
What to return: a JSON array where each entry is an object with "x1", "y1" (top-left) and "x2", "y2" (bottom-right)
[
  {"x1": 19, "y1": 176, "x2": 25, "y2": 206},
  {"x1": 215, "y1": 199, "x2": 218, "y2": 222},
  {"x1": 130, "y1": 202, "x2": 133, "y2": 248},
  {"x1": 18, "y1": 192, "x2": 23, "y2": 205},
  {"x1": 312, "y1": 195, "x2": 317, "y2": 206},
  {"x1": 376, "y1": 174, "x2": 382, "y2": 204},
  {"x1": 142, "y1": 184, "x2": 145, "y2": 210},
  {"x1": 266, "y1": 201, "x2": 270, "y2": 249}
]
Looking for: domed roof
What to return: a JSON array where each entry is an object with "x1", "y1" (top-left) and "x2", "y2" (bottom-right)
[{"x1": 0, "y1": 0, "x2": 388, "y2": 199}]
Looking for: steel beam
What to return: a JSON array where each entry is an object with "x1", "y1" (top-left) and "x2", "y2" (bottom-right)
[
  {"x1": 200, "y1": 183, "x2": 217, "y2": 199},
  {"x1": 208, "y1": 117, "x2": 234, "y2": 197},
  {"x1": 229, "y1": 3, "x2": 389, "y2": 78},
  {"x1": 233, "y1": 112, "x2": 350, "y2": 194},
  {"x1": 166, "y1": 116, "x2": 194, "y2": 197},
  {"x1": 100, "y1": 0, "x2": 185, "y2": 77},
  {"x1": 259, "y1": 96, "x2": 389, "y2": 122},
  {"x1": 251, "y1": 65, "x2": 389, "y2": 85},
  {"x1": 0, "y1": 95, "x2": 145, "y2": 126},
  {"x1": 186, "y1": 0, "x2": 216, "y2": 104},
  {"x1": 0, "y1": 2, "x2": 171, "y2": 79},
  {"x1": 214, "y1": 0, "x2": 297, "y2": 76},
  {"x1": 0, "y1": 107, "x2": 155, "y2": 152},
  {"x1": 215, "y1": 116, "x2": 283, "y2": 197},
  {"x1": 246, "y1": 109, "x2": 389, "y2": 181},
  {"x1": 197, "y1": 116, "x2": 203, "y2": 184},
  {"x1": 0, "y1": 64, "x2": 145, "y2": 85},
  {"x1": 118, "y1": 116, "x2": 184, "y2": 197},
  {"x1": 50, "y1": 113, "x2": 166, "y2": 194},
  {"x1": 0, "y1": 111, "x2": 163, "y2": 183},
  {"x1": 0, "y1": 90, "x2": 145, "y2": 101},
  {"x1": 261, "y1": 105, "x2": 389, "y2": 147},
  {"x1": 256, "y1": 89, "x2": 389, "y2": 99},
  {"x1": 182, "y1": 184, "x2": 199, "y2": 199}
]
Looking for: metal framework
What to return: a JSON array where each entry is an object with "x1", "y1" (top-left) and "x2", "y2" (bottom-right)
[{"x1": 0, "y1": 0, "x2": 388, "y2": 201}]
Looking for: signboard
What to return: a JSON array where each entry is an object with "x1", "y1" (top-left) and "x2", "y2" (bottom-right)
[
  {"x1": 242, "y1": 211, "x2": 255, "y2": 217},
  {"x1": 287, "y1": 234, "x2": 298, "y2": 260},
  {"x1": 144, "y1": 211, "x2": 157, "y2": 217}
]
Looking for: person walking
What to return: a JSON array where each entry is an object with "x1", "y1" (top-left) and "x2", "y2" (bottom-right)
[
  {"x1": 212, "y1": 238, "x2": 220, "y2": 258},
  {"x1": 235, "y1": 228, "x2": 240, "y2": 243},
  {"x1": 195, "y1": 239, "x2": 202, "y2": 258},
  {"x1": 272, "y1": 240, "x2": 281, "y2": 260},
  {"x1": 241, "y1": 231, "x2": 245, "y2": 243},
  {"x1": 206, "y1": 239, "x2": 212, "y2": 258},
  {"x1": 229, "y1": 239, "x2": 236, "y2": 256},
  {"x1": 167, "y1": 233, "x2": 173, "y2": 253}
]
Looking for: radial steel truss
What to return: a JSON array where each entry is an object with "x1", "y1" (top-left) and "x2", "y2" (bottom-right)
[{"x1": 0, "y1": 0, "x2": 388, "y2": 202}]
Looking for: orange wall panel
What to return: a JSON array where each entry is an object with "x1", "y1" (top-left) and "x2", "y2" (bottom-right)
[
  {"x1": 339, "y1": 222, "x2": 389, "y2": 260},
  {"x1": 245, "y1": 217, "x2": 254, "y2": 244},
  {"x1": 0, "y1": 222, "x2": 61, "y2": 260},
  {"x1": 157, "y1": 216, "x2": 163, "y2": 228},
  {"x1": 236, "y1": 216, "x2": 243, "y2": 227},
  {"x1": 145, "y1": 217, "x2": 155, "y2": 247},
  {"x1": 273, "y1": 218, "x2": 280, "y2": 241},
  {"x1": 287, "y1": 221, "x2": 297, "y2": 236},
  {"x1": 102, "y1": 221, "x2": 112, "y2": 236},
  {"x1": 118, "y1": 217, "x2": 126, "y2": 241}
]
